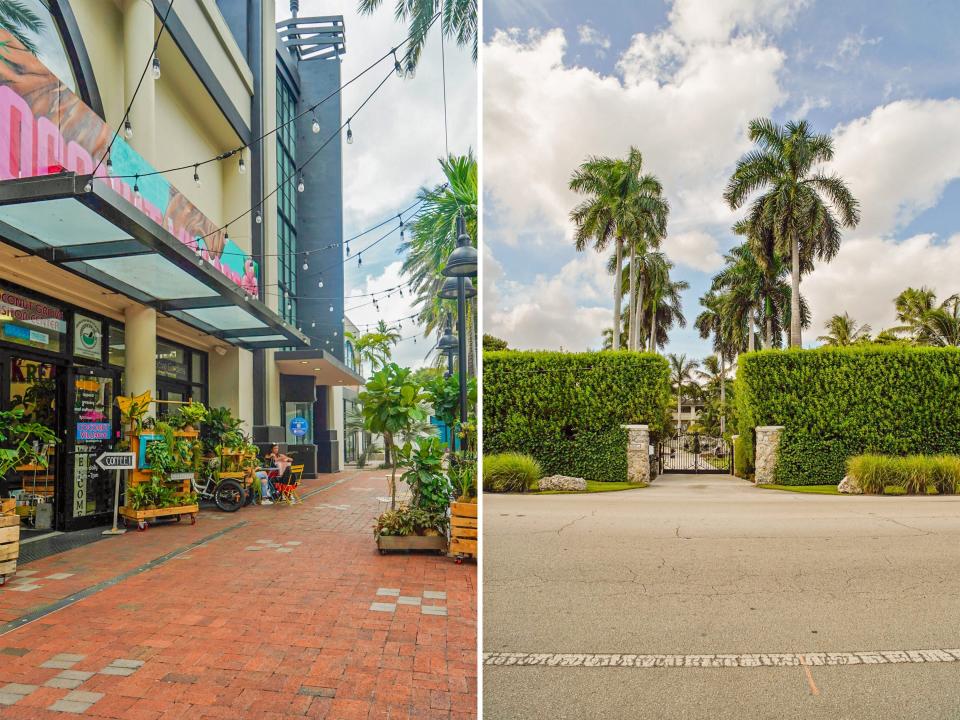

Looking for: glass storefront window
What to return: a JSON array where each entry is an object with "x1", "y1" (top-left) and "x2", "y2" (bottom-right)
[
  {"x1": 0, "y1": 287, "x2": 66, "y2": 353},
  {"x1": 108, "y1": 325, "x2": 125, "y2": 367},
  {"x1": 156, "y1": 341, "x2": 188, "y2": 381},
  {"x1": 191, "y1": 352, "x2": 205, "y2": 384},
  {"x1": 284, "y1": 401, "x2": 312, "y2": 445}
]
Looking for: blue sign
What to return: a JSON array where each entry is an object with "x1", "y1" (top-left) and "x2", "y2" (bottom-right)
[
  {"x1": 289, "y1": 416, "x2": 309, "y2": 437},
  {"x1": 76, "y1": 422, "x2": 111, "y2": 441}
]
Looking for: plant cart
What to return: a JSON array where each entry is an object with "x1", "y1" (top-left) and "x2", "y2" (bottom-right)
[
  {"x1": 0, "y1": 501, "x2": 19, "y2": 586},
  {"x1": 120, "y1": 429, "x2": 200, "y2": 531}
]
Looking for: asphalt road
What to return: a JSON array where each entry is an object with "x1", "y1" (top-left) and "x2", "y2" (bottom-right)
[{"x1": 483, "y1": 473, "x2": 960, "y2": 719}]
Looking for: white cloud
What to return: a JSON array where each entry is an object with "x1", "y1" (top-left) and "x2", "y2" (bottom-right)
[
  {"x1": 830, "y1": 99, "x2": 960, "y2": 238},
  {"x1": 577, "y1": 23, "x2": 611, "y2": 56},
  {"x1": 820, "y1": 27, "x2": 882, "y2": 70},
  {"x1": 665, "y1": 0, "x2": 810, "y2": 44},
  {"x1": 803, "y1": 234, "x2": 960, "y2": 342},
  {"x1": 662, "y1": 231, "x2": 723, "y2": 272}
]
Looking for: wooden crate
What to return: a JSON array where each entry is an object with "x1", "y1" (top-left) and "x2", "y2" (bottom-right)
[
  {"x1": 1, "y1": 498, "x2": 15, "y2": 515},
  {"x1": 119, "y1": 504, "x2": 199, "y2": 521},
  {"x1": 450, "y1": 501, "x2": 478, "y2": 560},
  {"x1": 0, "y1": 514, "x2": 20, "y2": 580},
  {"x1": 377, "y1": 535, "x2": 448, "y2": 554}
]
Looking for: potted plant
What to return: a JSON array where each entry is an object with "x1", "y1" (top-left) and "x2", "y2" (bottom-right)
[
  {"x1": 173, "y1": 401, "x2": 207, "y2": 433},
  {"x1": 373, "y1": 506, "x2": 449, "y2": 554}
]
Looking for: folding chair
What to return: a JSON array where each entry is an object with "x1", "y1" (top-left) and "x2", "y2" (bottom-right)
[{"x1": 276, "y1": 464, "x2": 305, "y2": 504}]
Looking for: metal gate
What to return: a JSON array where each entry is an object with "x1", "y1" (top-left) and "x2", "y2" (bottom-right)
[{"x1": 659, "y1": 433, "x2": 730, "y2": 474}]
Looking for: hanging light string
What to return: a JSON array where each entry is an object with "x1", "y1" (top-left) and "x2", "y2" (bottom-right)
[
  {"x1": 103, "y1": 19, "x2": 434, "y2": 182},
  {"x1": 87, "y1": 0, "x2": 176, "y2": 183},
  {"x1": 265, "y1": 279, "x2": 414, "y2": 302},
  {"x1": 349, "y1": 312, "x2": 421, "y2": 329}
]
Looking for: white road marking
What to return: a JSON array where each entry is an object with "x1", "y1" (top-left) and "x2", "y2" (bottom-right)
[{"x1": 483, "y1": 649, "x2": 960, "y2": 668}]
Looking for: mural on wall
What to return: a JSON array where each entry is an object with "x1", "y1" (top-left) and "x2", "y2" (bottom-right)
[{"x1": 0, "y1": 9, "x2": 259, "y2": 296}]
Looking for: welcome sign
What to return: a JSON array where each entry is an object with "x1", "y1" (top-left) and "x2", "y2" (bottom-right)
[{"x1": 0, "y1": 27, "x2": 259, "y2": 296}]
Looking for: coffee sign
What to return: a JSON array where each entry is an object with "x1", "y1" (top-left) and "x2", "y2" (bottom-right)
[{"x1": 73, "y1": 314, "x2": 102, "y2": 360}]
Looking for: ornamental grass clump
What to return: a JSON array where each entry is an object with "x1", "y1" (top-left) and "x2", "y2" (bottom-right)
[
  {"x1": 847, "y1": 454, "x2": 960, "y2": 495},
  {"x1": 483, "y1": 452, "x2": 541, "y2": 493}
]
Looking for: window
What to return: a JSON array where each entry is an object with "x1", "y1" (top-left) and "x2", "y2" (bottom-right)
[
  {"x1": 0, "y1": 286, "x2": 66, "y2": 353},
  {"x1": 276, "y1": 72, "x2": 298, "y2": 327}
]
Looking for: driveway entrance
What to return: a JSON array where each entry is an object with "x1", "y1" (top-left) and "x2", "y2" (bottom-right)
[{"x1": 659, "y1": 432, "x2": 730, "y2": 473}]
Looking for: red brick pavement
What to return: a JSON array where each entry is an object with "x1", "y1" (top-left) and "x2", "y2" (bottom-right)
[{"x1": 0, "y1": 470, "x2": 477, "y2": 719}]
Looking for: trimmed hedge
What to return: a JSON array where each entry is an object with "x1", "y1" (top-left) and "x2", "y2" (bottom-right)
[
  {"x1": 733, "y1": 434, "x2": 751, "y2": 479},
  {"x1": 483, "y1": 351, "x2": 670, "y2": 482},
  {"x1": 482, "y1": 452, "x2": 541, "y2": 493},
  {"x1": 735, "y1": 346, "x2": 960, "y2": 485}
]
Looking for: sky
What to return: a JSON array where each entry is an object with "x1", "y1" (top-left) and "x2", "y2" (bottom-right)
[
  {"x1": 482, "y1": 0, "x2": 960, "y2": 360},
  {"x1": 275, "y1": 1, "x2": 476, "y2": 369}
]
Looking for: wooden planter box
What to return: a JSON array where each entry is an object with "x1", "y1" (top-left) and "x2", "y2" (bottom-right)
[
  {"x1": 119, "y1": 504, "x2": 199, "y2": 530},
  {"x1": 450, "y1": 501, "x2": 478, "y2": 560},
  {"x1": 0, "y1": 514, "x2": 20, "y2": 584},
  {"x1": 376, "y1": 534, "x2": 448, "y2": 554}
]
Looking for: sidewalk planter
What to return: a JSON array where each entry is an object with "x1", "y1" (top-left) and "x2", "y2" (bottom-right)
[
  {"x1": 449, "y1": 501, "x2": 478, "y2": 563},
  {"x1": 377, "y1": 534, "x2": 448, "y2": 554},
  {"x1": 120, "y1": 430, "x2": 201, "y2": 530},
  {"x1": 0, "y1": 511, "x2": 20, "y2": 585}
]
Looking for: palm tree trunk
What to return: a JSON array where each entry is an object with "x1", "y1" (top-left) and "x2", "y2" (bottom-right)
[
  {"x1": 628, "y1": 242, "x2": 637, "y2": 351},
  {"x1": 650, "y1": 306, "x2": 658, "y2": 352},
  {"x1": 719, "y1": 354, "x2": 726, "y2": 436},
  {"x1": 612, "y1": 237, "x2": 623, "y2": 351},
  {"x1": 765, "y1": 314, "x2": 773, "y2": 349},
  {"x1": 676, "y1": 384, "x2": 682, "y2": 431},
  {"x1": 635, "y1": 279, "x2": 645, "y2": 354},
  {"x1": 747, "y1": 315, "x2": 755, "y2": 352},
  {"x1": 790, "y1": 233, "x2": 802, "y2": 347}
]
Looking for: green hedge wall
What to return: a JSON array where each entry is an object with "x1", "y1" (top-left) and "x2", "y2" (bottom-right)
[
  {"x1": 734, "y1": 346, "x2": 960, "y2": 485},
  {"x1": 483, "y1": 351, "x2": 670, "y2": 481}
]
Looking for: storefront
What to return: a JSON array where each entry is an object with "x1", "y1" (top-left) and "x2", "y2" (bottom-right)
[{"x1": 0, "y1": 281, "x2": 214, "y2": 532}]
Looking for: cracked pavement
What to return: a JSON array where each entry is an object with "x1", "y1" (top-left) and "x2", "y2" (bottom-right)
[{"x1": 483, "y1": 473, "x2": 960, "y2": 719}]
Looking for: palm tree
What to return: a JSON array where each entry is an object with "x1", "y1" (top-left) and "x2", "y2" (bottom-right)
[
  {"x1": 891, "y1": 286, "x2": 937, "y2": 340},
  {"x1": 817, "y1": 312, "x2": 872, "y2": 346},
  {"x1": 646, "y1": 267, "x2": 687, "y2": 352},
  {"x1": 357, "y1": 0, "x2": 477, "y2": 70},
  {"x1": 400, "y1": 153, "x2": 477, "y2": 367},
  {"x1": 696, "y1": 354, "x2": 731, "y2": 435},
  {"x1": 724, "y1": 118, "x2": 860, "y2": 347},
  {"x1": 344, "y1": 321, "x2": 401, "y2": 374},
  {"x1": 570, "y1": 148, "x2": 669, "y2": 351},
  {"x1": 0, "y1": 1, "x2": 44, "y2": 58},
  {"x1": 695, "y1": 292, "x2": 736, "y2": 434},
  {"x1": 668, "y1": 353, "x2": 699, "y2": 431}
]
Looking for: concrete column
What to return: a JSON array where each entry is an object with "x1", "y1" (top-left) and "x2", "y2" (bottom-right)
[
  {"x1": 622, "y1": 424, "x2": 651, "y2": 484},
  {"x1": 209, "y1": 347, "x2": 254, "y2": 427},
  {"x1": 124, "y1": 305, "x2": 157, "y2": 416},
  {"x1": 754, "y1": 426, "x2": 784, "y2": 485},
  {"x1": 123, "y1": 0, "x2": 156, "y2": 164}
]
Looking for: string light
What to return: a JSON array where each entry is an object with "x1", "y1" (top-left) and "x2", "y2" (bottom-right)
[
  {"x1": 346, "y1": 121, "x2": 353, "y2": 144},
  {"x1": 238, "y1": 155, "x2": 246, "y2": 174},
  {"x1": 151, "y1": 56, "x2": 161, "y2": 80},
  {"x1": 311, "y1": 115, "x2": 320, "y2": 134},
  {"x1": 133, "y1": 175, "x2": 140, "y2": 197},
  {"x1": 393, "y1": 48, "x2": 403, "y2": 76},
  {"x1": 193, "y1": 165, "x2": 201, "y2": 186},
  {"x1": 124, "y1": 119, "x2": 133, "y2": 139},
  {"x1": 106, "y1": 154, "x2": 113, "y2": 174},
  {"x1": 254, "y1": 209, "x2": 262, "y2": 224},
  {"x1": 399, "y1": 215, "x2": 404, "y2": 240},
  {"x1": 297, "y1": 175, "x2": 305, "y2": 193}
]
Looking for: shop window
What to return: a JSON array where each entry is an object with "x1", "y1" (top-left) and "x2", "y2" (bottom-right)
[
  {"x1": 0, "y1": 286, "x2": 66, "y2": 353},
  {"x1": 156, "y1": 340, "x2": 188, "y2": 381},
  {"x1": 284, "y1": 401, "x2": 312, "y2": 445},
  {"x1": 108, "y1": 325, "x2": 125, "y2": 367}
]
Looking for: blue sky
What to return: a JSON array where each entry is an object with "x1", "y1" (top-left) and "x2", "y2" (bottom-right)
[{"x1": 482, "y1": 0, "x2": 960, "y2": 359}]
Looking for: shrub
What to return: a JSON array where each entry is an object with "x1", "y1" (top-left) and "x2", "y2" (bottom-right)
[
  {"x1": 847, "y1": 454, "x2": 960, "y2": 495},
  {"x1": 483, "y1": 351, "x2": 670, "y2": 481},
  {"x1": 733, "y1": 434, "x2": 752, "y2": 479},
  {"x1": 735, "y1": 346, "x2": 960, "y2": 485},
  {"x1": 483, "y1": 452, "x2": 541, "y2": 493}
]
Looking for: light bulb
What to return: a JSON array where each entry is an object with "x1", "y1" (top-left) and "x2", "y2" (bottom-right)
[
  {"x1": 254, "y1": 210, "x2": 262, "y2": 224},
  {"x1": 334, "y1": 331, "x2": 338, "y2": 337},
  {"x1": 124, "y1": 119, "x2": 133, "y2": 139},
  {"x1": 311, "y1": 117, "x2": 320, "y2": 134},
  {"x1": 358, "y1": 256, "x2": 362, "y2": 267},
  {"x1": 318, "y1": 280, "x2": 324, "y2": 288},
  {"x1": 297, "y1": 175, "x2": 305, "y2": 193},
  {"x1": 84, "y1": 181, "x2": 92, "y2": 192},
  {"x1": 238, "y1": 156, "x2": 246, "y2": 174},
  {"x1": 346, "y1": 122, "x2": 353, "y2": 144},
  {"x1": 346, "y1": 243, "x2": 350, "y2": 255},
  {"x1": 329, "y1": 305, "x2": 333, "y2": 312},
  {"x1": 311, "y1": 322, "x2": 316, "y2": 328},
  {"x1": 133, "y1": 176, "x2": 140, "y2": 196},
  {"x1": 400, "y1": 227, "x2": 404, "y2": 240},
  {"x1": 302, "y1": 261, "x2": 308, "y2": 270},
  {"x1": 194, "y1": 165, "x2": 200, "y2": 186},
  {"x1": 152, "y1": 56, "x2": 161, "y2": 80},
  {"x1": 106, "y1": 155, "x2": 113, "y2": 174},
  {"x1": 394, "y1": 52, "x2": 403, "y2": 77}
]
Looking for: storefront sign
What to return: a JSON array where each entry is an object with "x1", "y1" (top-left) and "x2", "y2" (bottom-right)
[
  {"x1": 77, "y1": 422, "x2": 111, "y2": 441},
  {"x1": 0, "y1": 31, "x2": 259, "y2": 296},
  {"x1": 0, "y1": 288, "x2": 65, "y2": 352},
  {"x1": 73, "y1": 314, "x2": 102, "y2": 360},
  {"x1": 289, "y1": 416, "x2": 309, "y2": 437},
  {"x1": 95, "y1": 452, "x2": 136, "y2": 471}
]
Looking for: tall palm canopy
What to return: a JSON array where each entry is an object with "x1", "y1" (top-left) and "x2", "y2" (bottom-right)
[
  {"x1": 724, "y1": 118, "x2": 860, "y2": 347},
  {"x1": 888, "y1": 287, "x2": 960, "y2": 347},
  {"x1": 357, "y1": 0, "x2": 477, "y2": 70},
  {"x1": 345, "y1": 320, "x2": 401, "y2": 374},
  {"x1": 569, "y1": 147, "x2": 669, "y2": 351},
  {"x1": 667, "y1": 353, "x2": 698, "y2": 429},
  {"x1": 817, "y1": 312, "x2": 872, "y2": 346}
]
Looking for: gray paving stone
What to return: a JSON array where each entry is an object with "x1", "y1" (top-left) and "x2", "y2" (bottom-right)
[
  {"x1": 276, "y1": 547, "x2": 293, "y2": 553},
  {"x1": 1, "y1": 684, "x2": 37, "y2": 695},
  {"x1": 9, "y1": 584, "x2": 41, "y2": 592},
  {"x1": 58, "y1": 670, "x2": 95, "y2": 681},
  {"x1": 99, "y1": 666, "x2": 137, "y2": 676},
  {"x1": 0, "y1": 692, "x2": 23, "y2": 706},
  {"x1": 244, "y1": 546, "x2": 264, "y2": 551},
  {"x1": 64, "y1": 690, "x2": 103, "y2": 703},
  {"x1": 45, "y1": 573, "x2": 75, "y2": 580},
  {"x1": 109, "y1": 659, "x2": 144, "y2": 668},
  {"x1": 0, "y1": 647, "x2": 29, "y2": 657},
  {"x1": 11, "y1": 569, "x2": 37, "y2": 576},
  {"x1": 44, "y1": 677, "x2": 85, "y2": 689},
  {"x1": 48, "y1": 699, "x2": 92, "y2": 713},
  {"x1": 397, "y1": 596, "x2": 422, "y2": 605},
  {"x1": 422, "y1": 605, "x2": 448, "y2": 616},
  {"x1": 369, "y1": 602, "x2": 396, "y2": 612},
  {"x1": 376, "y1": 588, "x2": 400, "y2": 596},
  {"x1": 298, "y1": 685, "x2": 336, "y2": 698},
  {"x1": 423, "y1": 590, "x2": 447, "y2": 600},
  {"x1": 52, "y1": 654, "x2": 86, "y2": 662},
  {"x1": 41, "y1": 660, "x2": 77, "y2": 669}
]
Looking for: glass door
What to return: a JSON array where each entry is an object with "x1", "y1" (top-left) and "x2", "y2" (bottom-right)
[{"x1": 65, "y1": 368, "x2": 118, "y2": 530}]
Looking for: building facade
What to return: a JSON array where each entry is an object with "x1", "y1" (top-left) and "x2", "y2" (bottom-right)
[{"x1": 0, "y1": 0, "x2": 360, "y2": 532}]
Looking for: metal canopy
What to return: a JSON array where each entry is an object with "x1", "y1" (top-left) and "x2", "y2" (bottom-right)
[
  {"x1": 274, "y1": 349, "x2": 365, "y2": 387},
  {"x1": 0, "y1": 172, "x2": 308, "y2": 350}
]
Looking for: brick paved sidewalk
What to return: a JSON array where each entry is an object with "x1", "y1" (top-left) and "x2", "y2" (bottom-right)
[{"x1": 0, "y1": 469, "x2": 477, "y2": 719}]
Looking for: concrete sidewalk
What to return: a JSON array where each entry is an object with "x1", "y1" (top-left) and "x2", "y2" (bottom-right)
[
  {"x1": 0, "y1": 469, "x2": 477, "y2": 719},
  {"x1": 483, "y1": 473, "x2": 960, "y2": 719}
]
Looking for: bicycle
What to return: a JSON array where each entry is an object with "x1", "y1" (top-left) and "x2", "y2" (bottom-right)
[{"x1": 192, "y1": 473, "x2": 245, "y2": 512}]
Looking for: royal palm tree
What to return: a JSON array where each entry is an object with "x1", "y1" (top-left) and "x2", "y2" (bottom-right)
[
  {"x1": 668, "y1": 353, "x2": 699, "y2": 430},
  {"x1": 570, "y1": 148, "x2": 669, "y2": 351},
  {"x1": 724, "y1": 118, "x2": 860, "y2": 347},
  {"x1": 817, "y1": 312, "x2": 872, "y2": 346},
  {"x1": 646, "y1": 268, "x2": 687, "y2": 352},
  {"x1": 345, "y1": 320, "x2": 401, "y2": 374},
  {"x1": 891, "y1": 286, "x2": 937, "y2": 340},
  {"x1": 696, "y1": 354, "x2": 731, "y2": 435},
  {"x1": 358, "y1": 0, "x2": 477, "y2": 70},
  {"x1": 695, "y1": 292, "x2": 737, "y2": 433}
]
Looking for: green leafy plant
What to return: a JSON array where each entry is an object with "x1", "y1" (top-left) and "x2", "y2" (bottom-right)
[
  {"x1": 359, "y1": 363, "x2": 429, "y2": 509},
  {"x1": 847, "y1": 454, "x2": 960, "y2": 495},
  {"x1": 201, "y1": 406, "x2": 243, "y2": 455},
  {"x1": 0, "y1": 408, "x2": 57, "y2": 477},
  {"x1": 398, "y1": 436, "x2": 451, "y2": 511},
  {"x1": 373, "y1": 506, "x2": 449, "y2": 538},
  {"x1": 483, "y1": 452, "x2": 542, "y2": 493},
  {"x1": 735, "y1": 346, "x2": 960, "y2": 485},
  {"x1": 450, "y1": 460, "x2": 477, "y2": 501},
  {"x1": 175, "y1": 401, "x2": 208, "y2": 428},
  {"x1": 483, "y1": 351, "x2": 670, "y2": 481}
]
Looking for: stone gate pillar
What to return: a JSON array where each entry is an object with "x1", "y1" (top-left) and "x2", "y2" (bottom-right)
[
  {"x1": 622, "y1": 424, "x2": 651, "y2": 484},
  {"x1": 754, "y1": 426, "x2": 784, "y2": 484}
]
